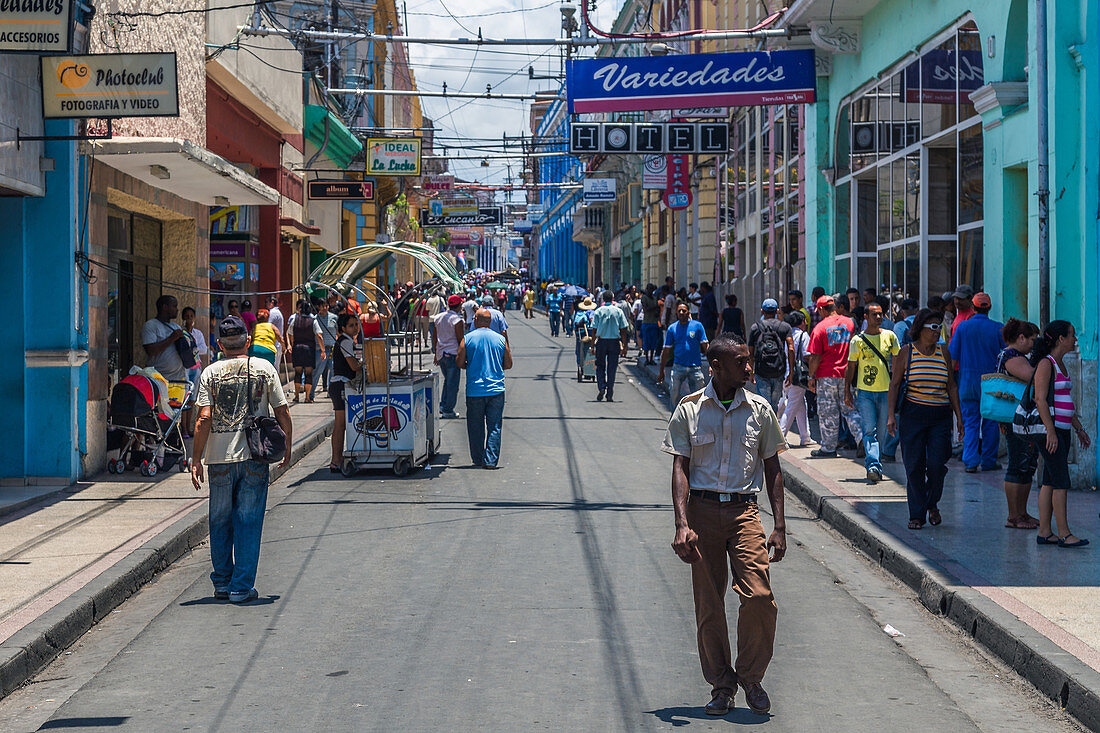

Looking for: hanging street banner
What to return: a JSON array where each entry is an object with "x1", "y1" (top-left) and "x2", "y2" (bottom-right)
[
  {"x1": 420, "y1": 206, "x2": 503, "y2": 227},
  {"x1": 367, "y1": 137, "x2": 422, "y2": 176},
  {"x1": 0, "y1": 0, "x2": 73, "y2": 52},
  {"x1": 570, "y1": 122, "x2": 728, "y2": 155},
  {"x1": 566, "y1": 49, "x2": 816, "y2": 114},
  {"x1": 41, "y1": 53, "x2": 179, "y2": 118},
  {"x1": 307, "y1": 180, "x2": 375, "y2": 200},
  {"x1": 642, "y1": 154, "x2": 667, "y2": 189},
  {"x1": 664, "y1": 154, "x2": 691, "y2": 210}
]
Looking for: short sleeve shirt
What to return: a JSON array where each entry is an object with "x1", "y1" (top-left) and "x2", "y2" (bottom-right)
[
  {"x1": 747, "y1": 319, "x2": 793, "y2": 373},
  {"x1": 463, "y1": 328, "x2": 507, "y2": 397},
  {"x1": 848, "y1": 330, "x2": 900, "y2": 392},
  {"x1": 140, "y1": 318, "x2": 186, "y2": 381},
  {"x1": 592, "y1": 303, "x2": 629, "y2": 339},
  {"x1": 808, "y1": 315, "x2": 856, "y2": 379},
  {"x1": 664, "y1": 319, "x2": 708, "y2": 367},
  {"x1": 195, "y1": 356, "x2": 288, "y2": 464},
  {"x1": 661, "y1": 384, "x2": 787, "y2": 494}
]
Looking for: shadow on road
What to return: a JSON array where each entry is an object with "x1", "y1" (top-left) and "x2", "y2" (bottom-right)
[{"x1": 646, "y1": 705, "x2": 771, "y2": 727}]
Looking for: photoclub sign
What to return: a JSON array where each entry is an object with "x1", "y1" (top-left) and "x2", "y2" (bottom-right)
[
  {"x1": 567, "y1": 49, "x2": 815, "y2": 114},
  {"x1": 41, "y1": 53, "x2": 179, "y2": 118},
  {"x1": 0, "y1": 0, "x2": 73, "y2": 52},
  {"x1": 367, "y1": 137, "x2": 422, "y2": 176}
]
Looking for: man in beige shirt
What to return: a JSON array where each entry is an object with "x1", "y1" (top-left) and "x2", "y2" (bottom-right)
[{"x1": 662, "y1": 334, "x2": 789, "y2": 717}]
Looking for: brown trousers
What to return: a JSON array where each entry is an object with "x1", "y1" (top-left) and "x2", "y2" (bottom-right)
[{"x1": 687, "y1": 495, "x2": 777, "y2": 692}]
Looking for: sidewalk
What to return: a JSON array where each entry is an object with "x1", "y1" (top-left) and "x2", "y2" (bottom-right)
[
  {"x1": 627, "y1": 353, "x2": 1100, "y2": 730},
  {"x1": 0, "y1": 400, "x2": 334, "y2": 699}
]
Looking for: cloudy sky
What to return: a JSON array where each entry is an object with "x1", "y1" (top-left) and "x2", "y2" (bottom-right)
[{"x1": 403, "y1": 0, "x2": 618, "y2": 189}]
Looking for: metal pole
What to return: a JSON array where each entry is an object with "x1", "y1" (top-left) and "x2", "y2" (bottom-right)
[
  {"x1": 328, "y1": 88, "x2": 560, "y2": 100},
  {"x1": 1036, "y1": 0, "x2": 1050, "y2": 326}
]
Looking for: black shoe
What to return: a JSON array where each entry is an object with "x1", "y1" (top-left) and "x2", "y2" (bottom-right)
[
  {"x1": 740, "y1": 682, "x2": 771, "y2": 715},
  {"x1": 597, "y1": 391, "x2": 605, "y2": 402},
  {"x1": 214, "y1": 590, "x2": 229, "y2": 601},
  {"x1": 605, "y1": 394, "x2": 614, "y2": 403},
  {"x1": 810, "y1": 448, "x2": 838, "y2": 458},
  {"x1": 964, "y1": 466, "x2": 978, "y2": 473},
  {"x1": 705, "y1": 691, "x2": 733, "y2": 716}
]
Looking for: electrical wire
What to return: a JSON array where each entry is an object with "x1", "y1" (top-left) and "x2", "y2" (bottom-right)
[
  {"x1": 109, "y1": 1, "x2": 269, "y2": 19},
  {"x1": 580, "y1": 0, "x2": 785, "y2": 40},
  {"x1": 405, "y1": 1, "x2": 557, "y2": 19},
  {"x1": 76, "y1": 253, "x2": 307, "y2": 299}
]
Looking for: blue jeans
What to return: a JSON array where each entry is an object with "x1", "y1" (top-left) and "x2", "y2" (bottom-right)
[
  {"x1": 961, "y1": 399, "x2": 1000, "y2": 469},
  {"x1": 548, "y1": 310, "x2": 561, "y2": 336},
  {"x1": 667, "y1": 365, "x2": 706, "y2": 410},
  {"x1": 563, "y1": 311, "x2": 574, "y2": 336},
  {"x1": 312, "y1": 351, "x2": 332, "y2": 392},
  {"x1": 439, "y1": 354, "x2": 460, "y2": 414},
  {"x1": 856, "y1": 390, "x2": 889, "y2": 470},
  {"x1": 752, "y1": 376, "x2": 784, "y2": 413},
  {"x1": 207, "y1": 459, "x2": 270, "y2": 599},
  {"x1": 467, "y1": 392, "x2": 505, "y2": 466}
]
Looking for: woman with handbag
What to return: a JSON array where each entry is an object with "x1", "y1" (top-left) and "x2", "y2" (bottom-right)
[
  {"x1": 779, "y1": 310, "x2": 813, "y2": 446},
  {"x1": 996, "y1": 318, "x2": 1040, "y2": 529},
  {"x1": 1028, "y1": 320, "x2": 1091, "y2": 547},
  {"x1": 573, "y1": 296, "x2": 597, "y2": 380},
  {"x1": 887, "y1": 308, "x2": 964, "y2": 530}
]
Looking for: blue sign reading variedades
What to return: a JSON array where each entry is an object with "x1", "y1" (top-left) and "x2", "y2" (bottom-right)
[{"x1": 567, "y1": 49, "x2": 816, "y2": 114}]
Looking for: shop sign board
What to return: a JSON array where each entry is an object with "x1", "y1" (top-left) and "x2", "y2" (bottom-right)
[
  {"x1": 41, "y1": 53, "x2": 179, "y2": 118},
  {"x1": 664, "y1": 154, "x2": 691, "y2": 210},
  {"x1": 307, "y1": 179, "x2": 375, "y2": 200},
  {"x1": 583, "y1": 178, "x2": 616, "y2": 203},
  {"x1": 902, "y1": 49, "x2": 983, "y2": 104},
  {"x1": 423, "y1": 174, "x2": 454, "y2": 191},
  {"x1": 570, "y1": 122, "x2": 728, "y2": 155},
  {"x1": 674, "y1": 106, "x2": 728, "y2": 118},
  {"x1": 567, "y1": 50, "x2": 815, "y2": 114},
  {"x1": 448, "y1": 227, "x2": 482, "y2": 245},
  {"x1": 642, "y1": 154, "x2": 667, "y2": 189},
  {"x1": 513, "y1": 220, "x2": 533, "y2": 233},
  {"x1": 430, "y1": 199, "x2": 476, "y2": 217},
  {"x1": 367, "y1": 137, "x2": 421, "y2": 176},
  {"x1": 0, "y1": 0, "x2": 73, "y2": 52},
  {"x1": 419, "y1": 207, "x2": 503, "y2": 227}
]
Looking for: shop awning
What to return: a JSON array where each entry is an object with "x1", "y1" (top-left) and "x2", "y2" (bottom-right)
[
  {"x1": 89, "y1": 138, "x2": 279, "y2": 206},
  {"x1": 308, "y1": 241, "x2": 463, "y2": 291},
  {"x1": 279, "y1": 217, "x2": 321, "y2": 237},
  {"x1": 304, "y1": 104, "x2": 363, "y2": 169}
]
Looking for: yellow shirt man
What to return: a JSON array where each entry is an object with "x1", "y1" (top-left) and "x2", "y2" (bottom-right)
[{"x1": 848, "y1": 330, "x2": 900, "y2": 392}]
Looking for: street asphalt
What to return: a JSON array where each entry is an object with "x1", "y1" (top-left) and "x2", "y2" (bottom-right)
[{"x1": 0, "y1": 316, "x2": 1085, "y2": 732}]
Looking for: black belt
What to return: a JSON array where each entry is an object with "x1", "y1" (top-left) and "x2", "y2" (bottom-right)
[{"x1": 689, "y1": 489, "x2": 756, "y2": 504}]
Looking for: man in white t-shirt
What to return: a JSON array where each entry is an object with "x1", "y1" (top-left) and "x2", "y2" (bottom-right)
[
  {"x1": 192, "y1": 315, "x2": 292, "y2": 604},
  {"x1": 432, "y1": 295, "x2": 466, "y2": 419},
  {"x1": 141, "y1": 295, "x2": 187, "y2": 381}
]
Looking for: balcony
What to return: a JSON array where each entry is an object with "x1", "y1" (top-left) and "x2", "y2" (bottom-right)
[{"x1": 572, "y1": 207, "x2": 605, "y2": 248}]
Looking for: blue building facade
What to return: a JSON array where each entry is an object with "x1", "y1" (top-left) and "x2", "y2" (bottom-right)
[{"x1": 533, "y1": 93, "x2": 588, "y2": 286}]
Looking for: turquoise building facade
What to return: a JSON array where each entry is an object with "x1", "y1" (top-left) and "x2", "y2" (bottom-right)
[{"x1": 783, "y1": 0, "x2": 1100, "y2": 485}]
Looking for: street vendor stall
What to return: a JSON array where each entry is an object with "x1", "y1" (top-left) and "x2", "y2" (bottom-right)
[{"x1": 308, "y1": 241, "x2": 463, "y2": 476}]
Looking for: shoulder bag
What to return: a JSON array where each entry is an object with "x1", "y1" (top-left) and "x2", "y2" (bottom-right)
[
  {"x1": 1012, "y1": 358, "x2": 1048, "y2": 436},
  {"x1": 894, "y1": 345, "x2": 913, "y2": 415},
  {"x1": 856, "y1": 333, "x2": 893, "y2": 378},
  {"x1": 244, "y1": 357, "x2": 287, "y2": 464}
]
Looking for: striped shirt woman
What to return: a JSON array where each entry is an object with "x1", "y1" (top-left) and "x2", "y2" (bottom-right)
[
  {"x1": 904, "y1": 344, "x2": 950, "y2": 406},
  {"x1": 1046, "y1": 355, "x2": 1074, "y2": 430}
]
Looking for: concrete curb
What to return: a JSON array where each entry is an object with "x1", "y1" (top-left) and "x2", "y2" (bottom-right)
[
  {"x1": 0, "y1": 419, "x2": 334, "y2": 699},
  {"x1": 780, "y1": 459, "x2": 1100, "y2": 731}
]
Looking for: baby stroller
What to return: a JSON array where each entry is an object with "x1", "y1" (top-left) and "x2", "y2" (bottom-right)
[{"x1": 106, "y1": 373, "x2": 193, "y2": 477}]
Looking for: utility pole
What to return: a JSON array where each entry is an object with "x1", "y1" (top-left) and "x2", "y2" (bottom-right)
[{"x1": 1036, "y1": 0, "x2": 1050, "y2": 325}]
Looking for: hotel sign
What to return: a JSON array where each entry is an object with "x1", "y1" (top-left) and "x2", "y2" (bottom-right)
[
  {"x1": 41, "y1": 53, "x2": 179, "y2": 118},
  {"x1": 570, "y1": 122, "x2": 728, "y2": 155},
  {"x1": 567, "y1": 50, "x2": 816, "y2": 114},
  {"x1": 0, "y1": 0, "x2": 73, "y2": 53}
]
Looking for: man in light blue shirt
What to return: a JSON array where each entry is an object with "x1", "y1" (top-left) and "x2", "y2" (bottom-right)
[
  {"x1": 458, "y1": 309, "x2": 513, "y2": 469},
  {"x1": 591, "y1": 291, "x2": 631, "y2": 403},
  {"x1": 545, "y1": 288, "x2": 563, "y2": 337},
  {"x1": 658, "y1": 302, "x2": 710, "y2": 409}
]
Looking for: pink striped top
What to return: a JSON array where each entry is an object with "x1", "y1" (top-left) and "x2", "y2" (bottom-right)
[{"x1": 1047, "y1": 356, "x2": 1075, "y2": 429}]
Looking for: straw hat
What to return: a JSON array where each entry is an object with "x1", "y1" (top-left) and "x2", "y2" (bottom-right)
[{"x1": 577, "y1": 296, "x2": 597, "y2": 310}]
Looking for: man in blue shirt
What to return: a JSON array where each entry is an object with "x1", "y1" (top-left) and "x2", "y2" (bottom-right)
[
  {"x1": 458, "y1": 309, "x2": 513, "y2": 469},
  {"x1": 948, "y1": 292, "x2": 1005, "y2": 472},
  {"x1": 479, "y1": 294, "x2": 510, "y2": 342},
  {"x1": 591, "y1": 291, "x2": 631, "y2": 403},
  {"x1": 658, "y1": 302, "x2": 710, "y2": 409},
  {"x1": 545, "y1": 287, "x2": 563, "y2": 337}
]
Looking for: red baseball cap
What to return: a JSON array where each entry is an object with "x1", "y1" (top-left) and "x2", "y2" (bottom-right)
[
  {"x1": 973, "y1": 292, "x2": 991, "y2": 308},
  {"x1": 447, "y1": 294, "x2": 464, "y2": 307},
  {"x1": 815, "y1": 295, "x2": 834, "y2": 309}
]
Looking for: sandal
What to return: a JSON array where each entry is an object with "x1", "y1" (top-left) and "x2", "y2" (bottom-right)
[
  {"x1": 328, "y1": 464, "x2": 341, "y2": 473},
  {"x1": 1036, "y1": 534, "x2": 1058, "y2": 545},
  {"x1": 928, "y1": 510, "x2": 942, "y2": 526},
  {"x1": 1005, "y1": 515, "x2": 1038, "y2": 529},
  {"x1": 1058, "y1": 535, "x2": 1090, "y2": 548},
  {"x1": 908, "y1": 519, "x2": 924, "y2": 530}
]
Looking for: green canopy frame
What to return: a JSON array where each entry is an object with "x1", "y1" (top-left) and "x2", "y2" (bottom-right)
[{"x1": 307, "y1": 241, "x2": 464, "y2": 293}]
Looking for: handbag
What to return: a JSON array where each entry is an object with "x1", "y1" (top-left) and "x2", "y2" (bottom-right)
[
  {"x1": 791, "y1": 331, "x2": 810, "y2": 388},
  {"x1": 980, "y1": 373, "x2": 1026, "y2": 423},
  {"x1": 244, "y1": 357, "x2": 287, "y2": 464},
  {"x1": 894, "y1": 345, "x2": 913, "y2": 414},
  {"x1": 1012, "y1": 361, "x2": 1047, "y2": 436},
  {"x1": 175, "y1": 329, "x2": 197, "y2": 369}
]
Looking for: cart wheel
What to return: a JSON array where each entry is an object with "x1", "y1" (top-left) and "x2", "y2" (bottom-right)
[
  {"x1": 178, "y1": 457, "x2": 191, "y2": 473},
  {"x1": 107, "y1": 459, "x2": 117, "y2": 474},
  {"x1": 144, "y1": 460, "x2": 158, "y2": 478},
  {"x1": 392, "y1": 457, "x2": 410, "y2": 477},
  {"x1": 341, "y1": 459, "x2": 357, "y2": 477},
  {"x1": 115, "y1": 459, "x2": 127, "y2": 474},
  {"x1": 139, "y1": 460, "x2": 149, "y2": 477}
]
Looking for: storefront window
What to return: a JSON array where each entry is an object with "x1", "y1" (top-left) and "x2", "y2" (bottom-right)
[
  {"x1": 857, "y1": 176, "x2": 877, "y2": 252},
  {"x1": 928, "y1": 239, "x2": 958, "y2": 298},
  {"x1": 959, "y1": 124, "x2": 983, "y2": 225},
  {"x1": 876, "y1": 166, "x2": 890, "y2": 245},
  {"x1": 921, "y1": 35, "x2": 958, "y2": 139},
  {"x1": 835, "y1": 181, "x2": 851, "y2": 256},
  {"x1": 959, "y1": 227, "x2": 984, "y2": 290}
]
